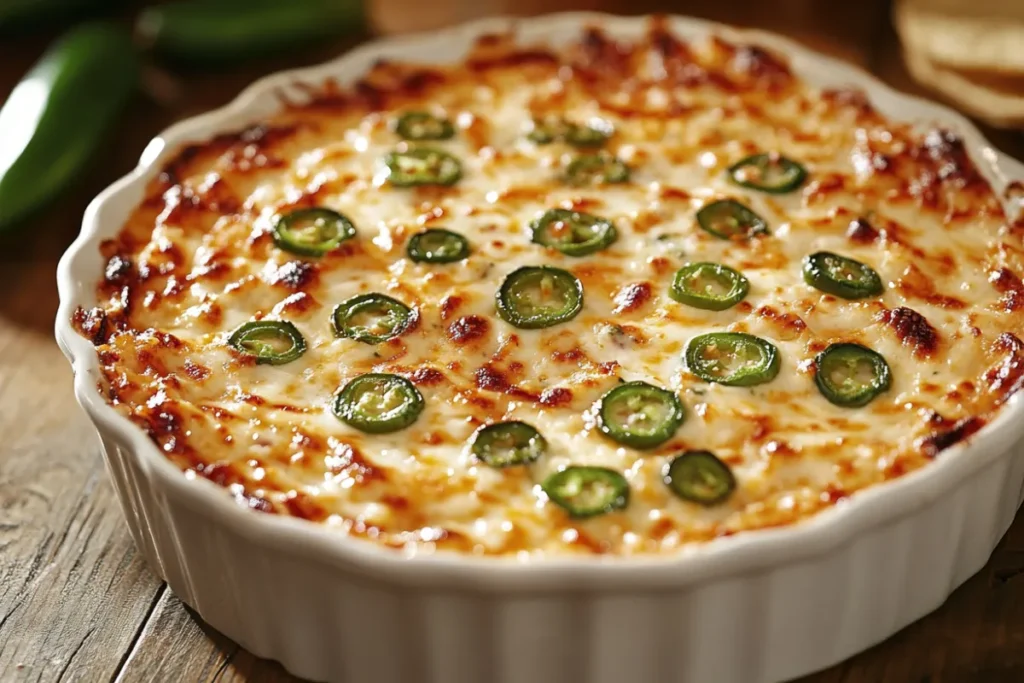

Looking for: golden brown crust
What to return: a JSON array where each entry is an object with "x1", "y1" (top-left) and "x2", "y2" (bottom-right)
[{"x1": 76, "y1": 21, "x2": 1024, "y2": 556}]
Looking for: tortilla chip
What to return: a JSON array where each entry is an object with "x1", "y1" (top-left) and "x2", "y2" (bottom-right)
[
  {"x1": 896, "y1": 0, "x2": 1024, "y2": 75},
  {"x1": 903, "y1": 45, "x2": 1024, "y2": 127}
]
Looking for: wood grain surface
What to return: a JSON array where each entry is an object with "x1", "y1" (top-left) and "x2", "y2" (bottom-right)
[{"x1": 0, "y1": 2, "x2": 1022, "y2": 682}]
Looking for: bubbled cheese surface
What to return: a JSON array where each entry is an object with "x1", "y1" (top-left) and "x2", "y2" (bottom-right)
[{"x1": 77, "y1": 23, "x2": 1024, "y2": 557}]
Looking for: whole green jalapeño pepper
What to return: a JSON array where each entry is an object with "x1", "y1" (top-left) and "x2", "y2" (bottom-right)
[
  {"x1": 136, "y1": 0, "x2": 365, "y2": 65},
  {"x1": 0, "y1": 22, "x2": 138, "y2": 230},
  {"x1": 0, "y1": 0, "x2": 106, "y2": 30}
]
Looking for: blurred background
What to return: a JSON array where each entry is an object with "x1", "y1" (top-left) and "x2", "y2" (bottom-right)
[{"x1": 2, "y1": 1, "x2": 1024, "y2": 681}]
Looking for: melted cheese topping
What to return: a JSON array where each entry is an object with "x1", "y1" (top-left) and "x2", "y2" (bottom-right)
[{"x1": 76, "y1": 23, "x2": 1024, "y2": 557}]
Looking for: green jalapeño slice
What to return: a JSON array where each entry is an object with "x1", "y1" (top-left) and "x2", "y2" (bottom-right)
[
  {"x1": 727, "y1": 152, "x2": 807, "y2": 193},
  {"x1": 814, "y1": 343, "x2": 892, "y2": 407},
  {"x1": 407, "y1": 228, "x2": 470, "y2": 264},
  {"x1": 664, "y1": 451, "x2": 736, "y2": 506},
  {"x1": 496, "y1": 266, "x2": 584, "y2": 329},
  {"x1": 530, "y1": 208, "x2": 617, "y2": 257},
  {"x1": 384, "y1": 147, "x2": 462, "y2": 187},
  {"x1": 228, "y1": 320, "x2": 306, "y2": 365},
  {"x1": 542, "y1": 466, "x2": 630, "y2": 518},
  {"x1": 527, "y1": 116, "x2": 613, "y2": 147},
  {"x1": 696, "y1": 199, "x2": 768, "y2": 240},
  {"x1": 802, "y1": 251, "x2": 883, "y2": 300},
  {"x1": 332, "y1": 373, "x2": 424, "y2": 434},
  {"x1": 670, "y1": 262, "x2": 750, "y2": 311},
  {"x1": 272, "y1": 207, "x2": 356, "y2": 257},
  {"x1": 685, "y1": 332, "x2": 780, "y2": 386},
  {"x1": 332, "y1": 293, "x2": 414, "y2": 344},
  {"x1": 470, "y1": 421, "x2": 547, "y2": 468},
  {"x1": 394, "y1": 111, "x2": 454, "y2": 141},
  {"x1": 597, "y1": 381, "x2": 685, "y2": 449},
  {"x1": 563, "y1": 153, "x2": 630, "y2": 186}
]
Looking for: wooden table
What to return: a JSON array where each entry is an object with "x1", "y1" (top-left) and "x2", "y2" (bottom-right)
[{"x1": 1, "y1": 2, "x2": 1022, "y2": 681}]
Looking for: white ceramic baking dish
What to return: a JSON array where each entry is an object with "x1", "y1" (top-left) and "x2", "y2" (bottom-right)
[{"x1": 55, "y1": 12, "x2": 1024, "y2": 683}]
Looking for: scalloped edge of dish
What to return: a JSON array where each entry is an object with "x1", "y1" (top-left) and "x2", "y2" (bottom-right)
[{"x1": 55, "y1": 12, "x2": 1024, "y2": 683}]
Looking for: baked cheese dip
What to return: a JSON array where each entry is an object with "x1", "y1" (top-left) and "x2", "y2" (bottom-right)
[{"x1": 74, "y1": 20, "x2": 1024, "y2": 557}]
